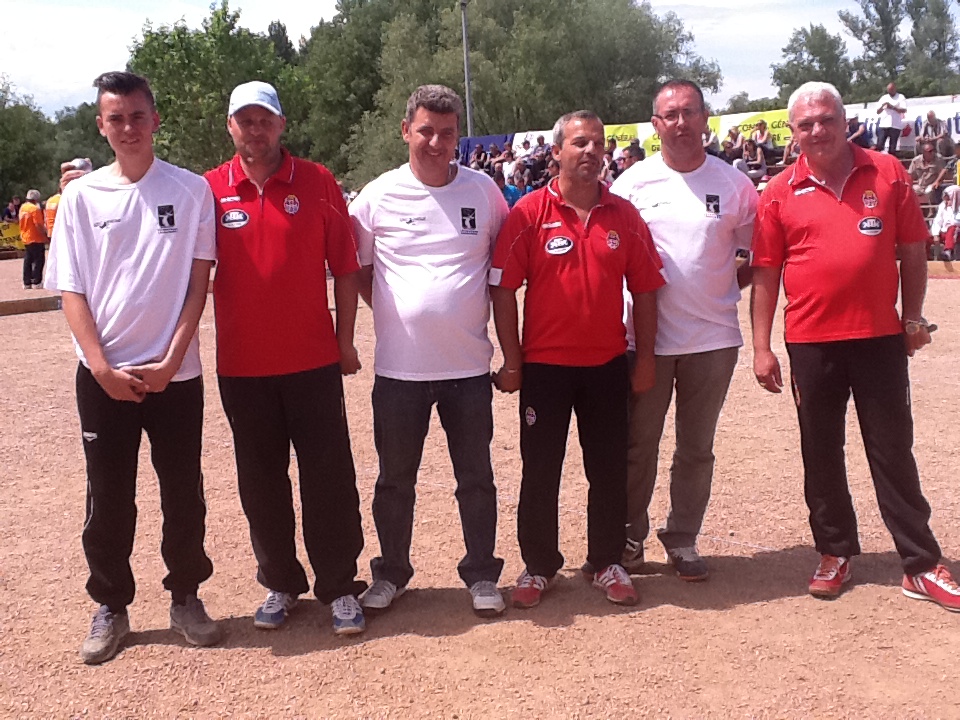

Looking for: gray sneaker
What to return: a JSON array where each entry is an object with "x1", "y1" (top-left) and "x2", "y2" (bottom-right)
[
  {"x1": 170, "y1": 596, "x2": 222, "y2": 646},
  {"x1": 469, "y1": 580, "x2": 505, "y2": 617},
  {"x1": 80, "y1": 605, "x2": 129, "y2": 665},
  {"x1": 359, "y1": 579, "x2": 405, "y2": 612},
  {"x1": 666, "y1": 546, "x2": 709, "y2": 582}
]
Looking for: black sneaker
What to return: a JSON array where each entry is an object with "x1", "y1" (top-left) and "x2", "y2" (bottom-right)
[
  {"x1": 666, "y1": 546, "x2": 709, "y2": 582},
  {"x1": 80, "y1": 605, "x2": 130, "y2": 664}
]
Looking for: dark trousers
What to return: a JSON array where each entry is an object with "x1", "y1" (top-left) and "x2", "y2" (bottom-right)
[
  {"x1": 23, "y1": 243, "x2": 44, "y2": 286},
  {"x1": 218, "y1": 364, "x2": 366, "y2": 603},
  {"x1": 370, "y1": 374, "x2": 503, "y2": 588},
  {"x1": 876, "y1": 127, "x2": 901, "y2": 153},
  {"x1": 77, "y1": 364, "x2": 213, "y2": 611},
  {"x1": 517, "y1": 355, "x2": 629, "y2": 577},
  {"x1": 787, "y1": 335, "x2": 941, "y2": 575}
]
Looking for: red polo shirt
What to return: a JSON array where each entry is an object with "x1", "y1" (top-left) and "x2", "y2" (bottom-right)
[
  {"x1": 205, "y1": 151, "x2": 360, "y2": 377},
  {"x1": 491, "y1": 178, "x2": 664, "y2": 366},
  {"x1": 752, "y1": 145, "x2": 929, "y2": 344}
]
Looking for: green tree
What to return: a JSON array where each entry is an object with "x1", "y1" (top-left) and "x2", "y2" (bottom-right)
[
  {"x1": 52, "y1": 103, "x2": 114, "y2": 171},
  {"x1": 771, "y1": 24, "x2": 853, "y2": 102},
  {"x1": 839, "y1": 0, "x2": 907, "y2": 100},
  {"x1": 720, "y1": 92, "x2": 782, "y2": 114},
  {"x1": 0, "y1": 77, "x2": 57, "y2": 201},
  {"x1": 267, "y1": 20, "x2": 298, "y2": 65},
  {"x1": 129, "y1": 1, "x2": 292, "y2": 173},
  {"x1": 900, "y1": 0, "x2": 960, "y2": 95}
]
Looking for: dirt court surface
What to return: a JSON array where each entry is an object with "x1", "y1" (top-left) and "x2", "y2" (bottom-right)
[{"x1": 2, "y1": 257, "x2": 959, "y2": 719}]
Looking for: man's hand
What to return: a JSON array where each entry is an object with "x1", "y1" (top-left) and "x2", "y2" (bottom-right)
[
  {"x1": 339, "y1": 342, "x2": 362, "y2": 375},
  {"x1": 125, "y1": 360, "x2": 178, "y2": 394},
  {"x1": 93, "y1": 366, "x2": 149, "y2": 402},
  {"x1": 492, "y1": 366, "x2": 522, "y2": 393},
  {"x1": 631, "y1": 354, "x2": 656, "y2": 394},
  {"x1": 903, "y1": 322, "x2": 934, "y2": 357},
  {"x1": 754, "y1": 349, "x2": 783, "y2": 393}
]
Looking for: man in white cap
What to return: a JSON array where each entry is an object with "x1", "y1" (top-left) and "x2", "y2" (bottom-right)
[{"x1": 205, "y1": 80, "x2": 368, "y2": 635}]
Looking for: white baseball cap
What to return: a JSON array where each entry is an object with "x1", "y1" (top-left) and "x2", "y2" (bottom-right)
[{"x1": 228, "y1": 81, "x2": 283, "y2": 117}]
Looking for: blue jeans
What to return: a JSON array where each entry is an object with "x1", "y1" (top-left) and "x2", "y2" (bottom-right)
[{"x1": 370, "y1": 374, "x2": 504, "y2": 588}]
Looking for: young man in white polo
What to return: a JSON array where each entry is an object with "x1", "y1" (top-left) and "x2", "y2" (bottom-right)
[
  {"x1": 45, "y1": 71, "x2": 220, "y2": 664},
  {"x1": 349, "y1": 85, "x2": 510, "y2": 616}
]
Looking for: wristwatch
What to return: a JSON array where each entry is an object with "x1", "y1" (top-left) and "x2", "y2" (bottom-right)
[{"x1": 903, "y1": 317, "x2": 931, "y2": 335}]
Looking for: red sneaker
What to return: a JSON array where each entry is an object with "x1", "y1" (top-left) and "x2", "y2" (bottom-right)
[
  {"x1": 593, "y1": 564, "x2": 638, "y2": 606},
  {"x1": 808, "y1": 555, "x2": 851, "y2": 598},
  {"x1": 902, "y1": 564, "x2": 960, "y2": 612},
  {"x1": 511, "y1": 571, "x2": 551, "y2": 609}
]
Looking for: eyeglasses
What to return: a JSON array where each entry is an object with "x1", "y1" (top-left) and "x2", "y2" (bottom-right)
[{"x1": 653, "y1": 107, "x2": 703, "y2": 125}]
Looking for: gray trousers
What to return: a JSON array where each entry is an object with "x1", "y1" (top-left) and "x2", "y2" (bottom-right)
[{"x1": 626, "y1": 347, "x2": 738, "y2": 550}]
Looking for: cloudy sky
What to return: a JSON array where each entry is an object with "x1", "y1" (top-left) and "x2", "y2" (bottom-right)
[{"x1": 8, "y1": 0, "x2": 860, "y2": 116}]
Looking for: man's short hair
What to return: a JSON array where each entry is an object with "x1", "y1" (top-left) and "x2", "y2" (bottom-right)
[
  {"x1": 623, "y1": 146, "x2": 641, "y2": 160},
  {"x1": 93, "y1": 71, "x2": 155, "y2": 111},
  {"x1": 787, "y1": 82, "x2": 844, "y2": 121},
  {"x1": 653, "y1": 80, "x2": 705, "y2": 115},
  {"x1": 553, "y1": 110, "x2": 603, "y2": 147},
  {"x1": 405, "y1": 84, "x2": 464, "y2": 126},
  {"x1": 493, "y1": 171, "x2": 505, "y2": 184}
]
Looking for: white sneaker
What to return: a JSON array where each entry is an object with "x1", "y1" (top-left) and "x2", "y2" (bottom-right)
[
  {"x1": 469, "y1": 580, "x2": 505, "y2": 617},
  {"x1": 359, "y1": 579, "x2": 405, "y2": 611}
]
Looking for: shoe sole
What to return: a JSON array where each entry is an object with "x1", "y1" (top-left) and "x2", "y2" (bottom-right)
[
  {"x1": 605, "y1": 593, "x2": 639, "y2": 606},
  {"x1": 511, "y1": 597, "x2": 540, "y2": 609},
  {"x1": 334, "y1": 624, "x2": 365, "y2": 636},
  {"x1": 254, "y1": 619, "x2": 284, "y2": 629},
  {"x1": 678, "y1": 572, "x2": 709, "y2": 582},
  {"x1": 170, "y1": 621, "x2": 221, "y2": 646},
  {"x1": 360, "y1": 587, "x2": 406, "y2": 614},
  {"x1": 473, "y1": 606, "x2": 506, "y2": 618},
  {"x1": 902, "y1": 587, "x2": 960, "y2": 612}
]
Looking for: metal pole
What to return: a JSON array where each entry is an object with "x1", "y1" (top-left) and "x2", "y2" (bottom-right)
[{"x1": 460, "y1": 0, "x2": 475, "y2": 138}]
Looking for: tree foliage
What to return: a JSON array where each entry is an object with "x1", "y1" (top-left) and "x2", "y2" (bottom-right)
[
  {"x1": 0, "y1": 78, "x2": 56, "y2": 200},
  {"x1": 771, "y1": 24, "x2": 853, "y2": 102},
  {"x1": 720, "y1": 92, "x2": 781, "y2": 114},
  {"x1": 900, "y1": 0, "x2": 960, "y2": 95},
  {"x1": 839, "y1": 0, "x2": 907, "y2": 100}
]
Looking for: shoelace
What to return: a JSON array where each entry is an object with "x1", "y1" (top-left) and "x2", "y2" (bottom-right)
[
  {"x1": 261, "y1": 591, "x2": 290, "y2": 615},
  {"x1": 89, "y1": 609, "x2": 115, "y2": 639},
  {"x1": 814, "y1": 557, "x2": 843, "y2": 580},
  {"x1": 332, "y1": 595, "x2": 361, "y2": 618},
  {"x1": 596, "y1": 565, "x2": 631, "y2": 588},
  {"x1": 471, "y1": 580, "x2": 498, "y2": 598},
  {"x1": 931, "y1": 565, "x2": 959, "y2": 590},
  {"x1": 517, "y1": 572, "x2": 547, "y2": 590}
]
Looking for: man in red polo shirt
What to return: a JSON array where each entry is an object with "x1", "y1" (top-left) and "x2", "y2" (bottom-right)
[
  {"x1": 205, "y1": 81, "x2": 368, "y2": 634},
  {"x1": 490, "y1": 110, "x2": 664, "y2": 609},
  {"x1": 752, "y1": 81, "x2": 959, "y2": 611}
]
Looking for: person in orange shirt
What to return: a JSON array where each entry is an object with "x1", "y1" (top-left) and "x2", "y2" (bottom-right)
[
  {"x1": 45, "y1": 158, "x2": 94, "y2": 235},
  {"x1": 19, "y1": 189, "x2": 47, "y2": 289}
]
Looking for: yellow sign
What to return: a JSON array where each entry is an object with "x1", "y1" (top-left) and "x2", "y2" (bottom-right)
[
  {"x1": 730, "y1": 110, "x2": 791, "y2": 147},
  {"x1": 604, "y1": 123, "x2": 641, "y2": 148},
  {"x1": 0, "y1": 221, "x2": 23, "y2": 250}
]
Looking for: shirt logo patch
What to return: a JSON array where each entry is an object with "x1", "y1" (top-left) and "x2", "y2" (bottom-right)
[
  {"x1": 858, "y1": 217, "x2": 883, "y2": 236},
  {"x1": 157, "y1": 205, "x2": 177, "y2": 234},
  {"x1": 219, "y1": 195, "x2": 241, "y2": 203},
  {"x1": 221, "y1": 209, "x2": 250, "y2": 229},
  {"x1": 524, "y1": 407, "x2": 537, "y2": 426},
  {"x1": 794, "y1": 187, "x2": 815, "y2": 196},
  {"x1": 284, "y1": 195, "x2": 300, "y2": 215},
  {"x1": 606, "y1": 231, "x2": 620, "y2": 250},
  {"x1": 461, "y1": 207, "x2": 478, "y2": 235},
  {"x1": 542, "y1": 221, "x2": 562, "y2": 229},
  {"x1": 862, "y1": 190, "x2": 878, "y2": 209},
  {"x1": 400, "y1": 216, "x2": 426, "y2": 225},
  {"x1": 546, "y1": 236, "x2": 574, "y2": 255},
  {"x1": 705, "y1": 193, "x2": 721, "y2": 215},
  {"x1": 93, "y1": 218, "x2": 121, "y2": 230},
  {"x1": 82, "y1": 431, "x2": 98, "y2": 442}
]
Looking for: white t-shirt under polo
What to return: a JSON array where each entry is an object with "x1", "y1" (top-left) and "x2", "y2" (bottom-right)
[
  {"x1": 350, "y1": 163, "x2": 509, "y2": 380},
  {"x1": 611, "y1": 152, "x2": 757, "y2": 355},
  {"x1": 45, "y1": 159, "x2": 217, "y2": 381}
]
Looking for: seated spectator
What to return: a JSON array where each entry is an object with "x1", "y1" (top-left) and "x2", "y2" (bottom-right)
[
  {"x1": 470, "y1": 144, "x2": 488, "y2": 171},
  {"x1": 846, "y1": 114, "x2": 871, "y2": 148},
  {"x1": 719, "y1": 139, "x2": 739, "y2": 164},
  {"x1": 753, "y1": 119, "x2": 774, "y2": 159},
  {"x1": 781, "y1": 135, "x2": 800, "y2": 165},
  {"x1": 502, "y1": 150, "x2": 517, "y2": 181},
  {"x1": 516, "y1": 138, "x2": 534, "y2": 159},
  {"x1": 2, "y1": 197, "x2": 21, "y2": 223},
  {"x1": 488, "y1": 143, "x2": 502, "y2": 163},
  {"x1": 495, "y1": 170, "x2": 522, "y2": 209},
  {"x1": 931, "y1": 184, "x2": 960, "y2": 261},
  {"x1": 703, "y1": 128, "x2": 720, "y2": 156},
  {"x1": 919, "y1": 110, "x2": 955, "y2": 159},
  {"x1": 534, "y1": 134, "x2": 550, "y2": 154},
  {"x1": 725, "y1": 127, "x2": 744, "y2": 158},
  {"x1": 734, "y1": 138, "x2": 767, "y2": 182},
  {"x1": 909, "y1": 139, "x2": 948, "y2": 204}
]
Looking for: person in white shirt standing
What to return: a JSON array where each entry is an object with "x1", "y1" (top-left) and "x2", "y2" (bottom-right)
[
  {"x1": 45, "y1": 71, "x2": 220, "y2": 664},
  {"x1": 876, "y1": 82, "x2": 907, "y2": 154},
  {"x1": 608, "y1": 79, "x2": 757, "y2": 581},
  {"x1": 349, "y1": 85, "x2": 510, "y2": 617}
]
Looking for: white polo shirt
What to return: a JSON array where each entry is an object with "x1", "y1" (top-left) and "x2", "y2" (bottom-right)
[
  {"x1": 350, "y1": 164, "x2": 509, "y2": 380},
  {"x1": 45, "y1": 159, "x2": 216, "y2": 381},
  {"x1": 611, "y1": 152, "x2": 757, "y2": 355}
]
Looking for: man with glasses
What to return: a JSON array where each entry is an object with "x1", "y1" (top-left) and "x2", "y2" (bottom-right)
[{"x1": 608, "y1": 80, "x2": 757, "y2": 581}]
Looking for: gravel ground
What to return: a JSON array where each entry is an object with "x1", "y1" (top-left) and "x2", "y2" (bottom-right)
[{"x1": 1, "y1": 257, "x2": 959, "y2": 719}]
